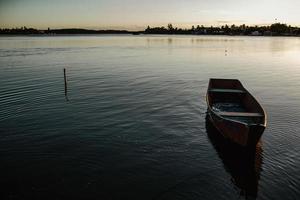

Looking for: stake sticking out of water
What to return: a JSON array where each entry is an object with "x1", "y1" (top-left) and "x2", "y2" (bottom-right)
[{"x1": 64, "y1": 68, "x2": 69, "y2": 101}]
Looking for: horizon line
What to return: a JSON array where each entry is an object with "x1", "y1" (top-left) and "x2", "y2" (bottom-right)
[{"x1": 1, "y1": 22, "x2": 300, "y2": 31}]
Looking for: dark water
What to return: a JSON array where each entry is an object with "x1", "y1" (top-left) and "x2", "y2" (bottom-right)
[{"x1": 0, "y1": 35, "x2": 299, "y2": 200}]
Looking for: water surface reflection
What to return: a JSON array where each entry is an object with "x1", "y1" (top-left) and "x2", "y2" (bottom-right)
[
  {"x1": 205, "y1": 115, "x2": 263, "y2": 199},
  {"x1": 1, "y1": 35, "x2": 300, "y2": 199}
]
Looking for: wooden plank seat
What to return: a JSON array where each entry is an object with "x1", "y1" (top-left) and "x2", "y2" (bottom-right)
[
  {"x1": 217, "y1": 111, "x2": 263, "y2": 117},
  {"x1": 209, "y1": 88, "x2": 246, "y2": 94}
]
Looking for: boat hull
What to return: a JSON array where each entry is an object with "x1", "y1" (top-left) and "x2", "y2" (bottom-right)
[
  {"x1": 206, "y1": 78, "x2": 266, "y2": 148},
  {"x1": 208, "y1": 109, "x2": 265, "y2": 147}
]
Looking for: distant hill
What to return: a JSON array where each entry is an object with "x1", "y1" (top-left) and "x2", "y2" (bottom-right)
[{"x1": 0, "y1": 27, "x2": 135, "y2": 35}]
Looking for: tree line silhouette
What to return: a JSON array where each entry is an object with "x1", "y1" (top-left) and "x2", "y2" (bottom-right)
[
  {"x1": 145, "y1": 23, "x2": 300, "y2": 36},
  {"x1": 1, "y1": 23, "x2": 300, "y2": 36}
]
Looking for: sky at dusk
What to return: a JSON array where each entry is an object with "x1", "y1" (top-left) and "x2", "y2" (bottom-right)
[{"x1": 1, "y1": 0, "x2": 300, "y2": 30}]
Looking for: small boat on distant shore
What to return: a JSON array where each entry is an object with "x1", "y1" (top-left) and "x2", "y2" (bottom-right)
[{"x1": 206, "y1": 78, "x2": 267, "y2": 147}]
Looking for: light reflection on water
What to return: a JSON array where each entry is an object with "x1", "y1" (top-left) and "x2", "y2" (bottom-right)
[{"x1": 0, "y1": 35, "x2": 300, "y2": 199}]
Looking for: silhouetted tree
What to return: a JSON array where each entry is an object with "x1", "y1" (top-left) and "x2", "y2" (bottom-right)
[
  {"x1": 145, "y1": 26, "x2": 151, "y2": 33},
  {"x1": 270, "y1": 23, "x2": 288, "y2": 34},
  {"x1": 167, "y1": 23, "x2": 174, "y2": 33}
]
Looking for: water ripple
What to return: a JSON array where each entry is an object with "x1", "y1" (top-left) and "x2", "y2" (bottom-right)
[{"x1": 1, "y1": 36, "x2": 300, "y2": 199}]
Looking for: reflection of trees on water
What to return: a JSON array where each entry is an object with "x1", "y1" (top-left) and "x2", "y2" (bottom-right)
[{"x1": 205, "y1": 115, "x2": 263, "y2": 199}]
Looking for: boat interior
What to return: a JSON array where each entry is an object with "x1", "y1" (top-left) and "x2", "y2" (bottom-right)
[{"x1": 207, "y1": 79, "x2": 265, "y2": 124}]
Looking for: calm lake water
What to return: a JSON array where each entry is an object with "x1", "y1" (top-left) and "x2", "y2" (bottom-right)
[{"x1": 0, "y1": 35, "x2": 300, "y2": 200}]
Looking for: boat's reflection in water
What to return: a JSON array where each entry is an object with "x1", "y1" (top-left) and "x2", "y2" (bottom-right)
[{"x1": 205, "y1": 115, "x2": 263, "y2": 199}]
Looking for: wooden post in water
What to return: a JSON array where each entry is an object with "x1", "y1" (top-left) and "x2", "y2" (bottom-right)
[{"x1": 64, "y1": 68, "x2": 68, "y2": 100}]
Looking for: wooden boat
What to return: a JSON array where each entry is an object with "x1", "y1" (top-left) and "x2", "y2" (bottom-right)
[{"x1": 206, "y1": 78, "x2": 267, "y2": 147}]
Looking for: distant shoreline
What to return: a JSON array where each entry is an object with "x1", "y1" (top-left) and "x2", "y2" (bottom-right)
[
  {"x1": 0, "y1": 33, "x2": 299, "y2": 38},
  {"x1": 1, "y1": 23, "x2": 300, "y2": 37}
]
